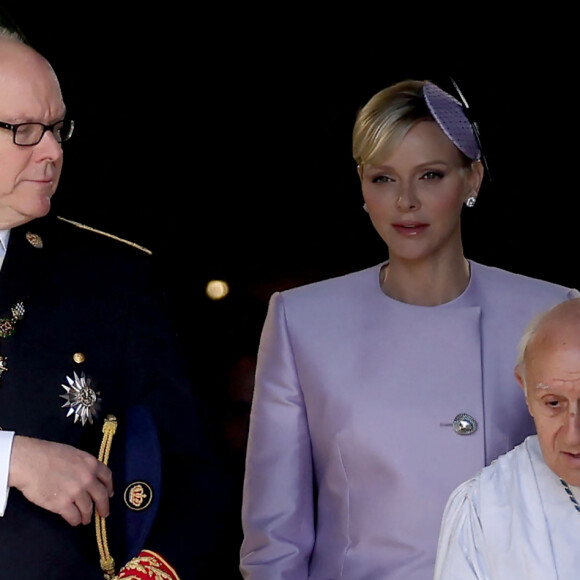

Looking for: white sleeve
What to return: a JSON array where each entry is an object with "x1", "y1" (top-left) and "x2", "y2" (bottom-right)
[
  {"x1": 433, "y1": 478, "x2": 488, "y2": 580},
  {"x1": 0, "y1": 431, "x2": 14, "y2": 516}
]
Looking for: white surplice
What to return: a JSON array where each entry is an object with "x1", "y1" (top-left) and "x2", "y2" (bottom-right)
[{"x1": 434, "y1": 435, "x2": 580, "y2": 580}]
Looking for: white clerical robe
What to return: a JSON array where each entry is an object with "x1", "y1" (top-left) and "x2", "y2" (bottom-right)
[{"x1": 434, "y1": 435, "x2": 580, "y2": 579}]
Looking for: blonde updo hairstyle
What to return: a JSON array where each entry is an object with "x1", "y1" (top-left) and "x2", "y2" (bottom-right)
[{"x1": 353, "y1": 80, "x2": 472, "y2": 170}]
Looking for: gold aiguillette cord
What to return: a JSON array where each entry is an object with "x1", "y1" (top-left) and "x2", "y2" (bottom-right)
[{"x1": 96, "y1": 414, "x2": 118, "y2": 580}]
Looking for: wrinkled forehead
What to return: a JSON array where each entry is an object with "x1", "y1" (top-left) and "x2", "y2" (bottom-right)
[{"x1": 526, "y1": 343, "x2": 580, "y2": 397}]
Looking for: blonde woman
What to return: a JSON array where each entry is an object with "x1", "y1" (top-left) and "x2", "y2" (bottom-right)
[{"x1": 240, "y1": 80, "x2": 578, "y2": 579}]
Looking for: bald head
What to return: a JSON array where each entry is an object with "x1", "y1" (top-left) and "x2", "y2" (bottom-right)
[
  {"x1": 517, "y1": 298, "x2": 580, "y2": 389},
  {"x1": 0, "y1": 29, "x2": 63, "y2": 122},
  {"x1": 0, "y1": 29, "x2": 59, "y2": 86}
]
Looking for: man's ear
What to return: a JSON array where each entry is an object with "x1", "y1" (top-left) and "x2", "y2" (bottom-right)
[{"x1": 515, "y1": 366, "x2": 533, "y2": 417}]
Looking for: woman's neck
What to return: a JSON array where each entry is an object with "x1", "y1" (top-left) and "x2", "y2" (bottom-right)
[{"x1": 381, "y1": 254, "x2": 471, "y2": 306}]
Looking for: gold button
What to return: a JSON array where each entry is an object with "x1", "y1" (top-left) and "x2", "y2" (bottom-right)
[{"x1": 73, "y1": 352, "x2": 85, "y2": 364}]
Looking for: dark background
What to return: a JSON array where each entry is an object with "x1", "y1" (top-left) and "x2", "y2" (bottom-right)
[{"x1": 1, "y1": 5, "x2": 577, "y2": 576}]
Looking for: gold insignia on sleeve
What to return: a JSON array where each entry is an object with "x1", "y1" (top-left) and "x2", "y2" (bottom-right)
[{"x1": 124, "y1": 481, "x2": 154, "y2": 511}]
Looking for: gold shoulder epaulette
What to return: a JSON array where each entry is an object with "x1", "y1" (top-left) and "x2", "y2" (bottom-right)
[{"x1": 56, "y1": 216, "x2": 152, "y2": 255}]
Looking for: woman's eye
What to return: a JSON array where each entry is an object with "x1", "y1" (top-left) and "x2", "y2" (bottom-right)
[
  {"x1": 422, "y1": 171, "x2": 444, "y2": 180},
  {"x1": 371, "y1": 175, "x2": 393, "y2": 184}
]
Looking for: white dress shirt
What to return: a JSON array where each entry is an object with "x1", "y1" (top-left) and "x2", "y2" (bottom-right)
[
  {"x1": 0, "y1": 229, "x2": 9, "y2": 267},
  {"x1": 0, "y1": 228, "x2": 15, "y2": 516}
]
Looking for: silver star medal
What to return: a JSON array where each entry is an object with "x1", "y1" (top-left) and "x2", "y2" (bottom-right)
[{"x1": 60, "y1": 371, "x2": 101, "y2": 425}]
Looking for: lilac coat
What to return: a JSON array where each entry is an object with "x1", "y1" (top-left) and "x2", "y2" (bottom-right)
[{"x1": 240, "y1": 261, "x2": 577, "y2": 579}]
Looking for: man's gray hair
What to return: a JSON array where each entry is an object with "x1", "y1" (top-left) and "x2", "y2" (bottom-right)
[{"x1": 0, "y1": 26, "x2": 25, "y2": 43}]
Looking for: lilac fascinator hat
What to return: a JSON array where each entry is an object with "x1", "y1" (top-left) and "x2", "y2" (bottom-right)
[{"x1": 422, "y1": 82, "x2": 481, "y2": 161}]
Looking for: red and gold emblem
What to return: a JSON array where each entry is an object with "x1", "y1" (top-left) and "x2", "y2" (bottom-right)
[
  {"x1": 25, "y1": 231, "x2": 43, "y2": 248},
  {"x1": 116, "y1": 550, "x2": 180, "y2": 579}
]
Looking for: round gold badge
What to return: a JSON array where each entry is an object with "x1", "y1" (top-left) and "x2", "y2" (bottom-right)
[{"x1": 124, "y1": 481, "x2": 153, "y2": 511}]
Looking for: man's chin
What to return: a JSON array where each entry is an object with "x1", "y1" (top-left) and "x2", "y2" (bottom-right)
[
  {"x1": 0, "y1": 203, "x2": 52, "y2": 229},
  {"x1": 29, "y1": 195, "x2": 54, "y2": 219}
]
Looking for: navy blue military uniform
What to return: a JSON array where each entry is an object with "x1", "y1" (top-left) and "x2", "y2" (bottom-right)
[{"x1": 0, "y1": 215, "x2": 227, "y2": 579}]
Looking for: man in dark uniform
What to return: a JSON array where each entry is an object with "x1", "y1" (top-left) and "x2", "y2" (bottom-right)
[{"x1": 0, "y1": 27, "x2": 227, "y2": 579}]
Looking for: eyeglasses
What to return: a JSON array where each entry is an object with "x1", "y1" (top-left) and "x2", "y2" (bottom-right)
[{"x1": 0, "y1": 118, "x2": 75, "y2": 146}]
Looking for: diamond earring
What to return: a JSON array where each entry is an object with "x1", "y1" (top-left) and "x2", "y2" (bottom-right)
[
  {"x1": 363, "y1": 203, "x2": 369, "y2": 213},
  {"x1": 465, "y1": 196, "x2": 477, "y2": 208}
]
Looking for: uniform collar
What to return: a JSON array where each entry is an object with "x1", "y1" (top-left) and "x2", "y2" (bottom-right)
[{"x1": 0, "y1": 220, "x2": 48, "y2": 314}]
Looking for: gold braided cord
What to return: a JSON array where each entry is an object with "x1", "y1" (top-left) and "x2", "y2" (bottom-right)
[{"x1": 96, "y1": 415, "x2": 118, "y2": 580}]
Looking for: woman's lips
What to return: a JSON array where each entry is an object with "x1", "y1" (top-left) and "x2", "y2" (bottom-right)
[{"x1": 392, "y1": 223, "x2": 429, "y2": 236}]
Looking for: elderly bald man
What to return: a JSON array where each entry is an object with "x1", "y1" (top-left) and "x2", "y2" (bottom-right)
[{"x1": 434, "y1": 297, "x2": 580, "y2": 579}]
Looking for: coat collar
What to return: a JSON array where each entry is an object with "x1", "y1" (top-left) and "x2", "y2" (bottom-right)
[{"x1": 0, "y1": 217, "x2": 52, "y2": 315}]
